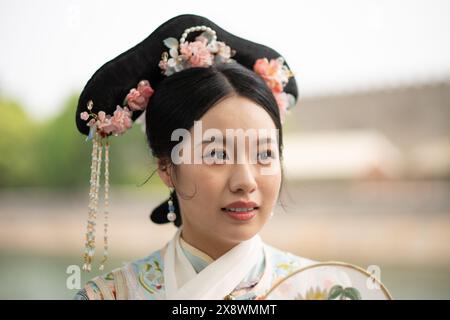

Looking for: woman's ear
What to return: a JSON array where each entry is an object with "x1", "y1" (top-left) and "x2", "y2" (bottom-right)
[{"x1": 157, "y1": 158, "x2": 174, "y2": 188}]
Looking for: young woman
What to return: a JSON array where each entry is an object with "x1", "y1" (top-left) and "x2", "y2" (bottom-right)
[{"x1": 73, "y1": 14, "x2": 316, "y2": 300}]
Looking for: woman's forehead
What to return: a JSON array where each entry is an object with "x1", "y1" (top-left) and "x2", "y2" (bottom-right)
[{"x1": 197, "y1": 96, "x2": 276, "y2": 131}]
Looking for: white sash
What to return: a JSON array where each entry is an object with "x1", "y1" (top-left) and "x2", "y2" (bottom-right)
[{"x1": 163, "y1": 227, "x2": 268, "y2": 300}]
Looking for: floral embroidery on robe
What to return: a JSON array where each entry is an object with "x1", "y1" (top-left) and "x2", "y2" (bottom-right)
[{"x1": 74, "y1": 242, "x2": 316, "y2": 300}]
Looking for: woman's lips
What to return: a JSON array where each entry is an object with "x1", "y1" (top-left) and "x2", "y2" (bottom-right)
[
  {"x1": 221, "y1": 201, "x2": 259, "y2": 221},
  {"x1": 222, "y1": 208, "x2": 258, "y2": 221},
  {"x1": 222, "y1": 200, "x2": 258, "y2": 209}
]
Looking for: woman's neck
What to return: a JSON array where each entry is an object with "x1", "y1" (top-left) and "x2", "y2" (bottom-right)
[{"x1": 180, "y1": 226, "x2": 239, "y2": 260}]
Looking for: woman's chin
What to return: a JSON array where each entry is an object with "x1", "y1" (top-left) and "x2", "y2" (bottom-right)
[{"x1": 220, "y1": 226, "x2": 262, "y2": 243}]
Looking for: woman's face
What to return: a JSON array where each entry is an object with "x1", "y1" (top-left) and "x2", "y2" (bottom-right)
[{"x1": 168, "y1": 95, "x2": 282, "y2": 251}]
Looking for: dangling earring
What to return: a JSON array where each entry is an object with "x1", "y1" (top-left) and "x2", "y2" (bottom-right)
[
  {"x1": 167, "y1": 189, "x2": 176, "y2": 222},
  {"x1": 269, "y1": 211, "x2": 274, "y2": 219}
]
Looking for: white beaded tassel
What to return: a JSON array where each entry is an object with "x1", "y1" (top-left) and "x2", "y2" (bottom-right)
[
  {"x1": 99, "y1": 139, "x2": 110, "y2": 271},
  {"x1": 83, "y1": 132, "x2": 101, "y2": 272}
]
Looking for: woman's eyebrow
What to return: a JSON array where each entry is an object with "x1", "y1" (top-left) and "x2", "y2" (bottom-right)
[
  {"x1": 258, "y1": 137, "x2": 274, "y2": 144},
  {"x1": 200, "y1": 136, "x2": 223, "y2": 144},
  {"x1": 199, "y1": 136, "x2": 276, "y2": 144},
  {"x1": 196, "y1": 138, "x2": 224, "y2": 148},
  {"x1": 198, "y1": 136, "x2": 276, "y2": 145}
]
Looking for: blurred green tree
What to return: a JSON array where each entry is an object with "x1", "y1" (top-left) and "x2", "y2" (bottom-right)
[
  {"x1": 0, "y1": 95, "x2": 160, "y2": 189},
  {"x1": 0, "y1": 97, "x2": 38, "y2": 187}
]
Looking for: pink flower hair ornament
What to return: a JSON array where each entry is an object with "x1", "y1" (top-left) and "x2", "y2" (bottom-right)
[
  {"x1": 158, "y1": 26, "x2": 236, "y2": 76},
  {"x1": 253, "y1": 57, "x2": 296, "y2": 123},
  {"x1": 80, "y1": 80, "x2": 154, "y2": 140}
]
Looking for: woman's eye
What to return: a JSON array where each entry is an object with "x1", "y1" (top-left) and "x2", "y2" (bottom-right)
[
  {"x1": 257, "y1": 150, "x2": 275, "y2": 162},
  {"x1": 206, "y1": 149, "x2": 228, "y2": 160}
]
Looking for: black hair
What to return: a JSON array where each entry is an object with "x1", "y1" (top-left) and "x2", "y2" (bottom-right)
[{"x1": 146, "y1": 62, "x2": 284, "y2": 227}]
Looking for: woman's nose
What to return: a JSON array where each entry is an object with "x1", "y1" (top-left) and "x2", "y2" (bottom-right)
[{"x1": 229, "y1": 163, "x2": 257, "y2": 194}]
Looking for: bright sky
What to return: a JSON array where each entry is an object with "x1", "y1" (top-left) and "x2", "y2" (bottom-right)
[{"x1": 1, "y1": 0, "x2": 450, "y2": 120}]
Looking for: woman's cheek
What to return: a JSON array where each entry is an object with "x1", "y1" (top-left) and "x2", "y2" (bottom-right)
[
  {"x1": 195, "y1": 166, "x2": 226, "y2": 197},
  {"x1": 260, "y1": 170, "x2": 281, "y2": 201}
]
